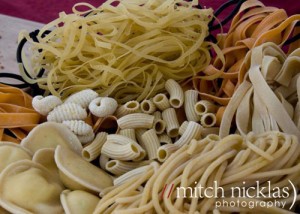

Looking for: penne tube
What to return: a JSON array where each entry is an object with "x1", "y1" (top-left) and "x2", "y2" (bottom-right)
[
  {"x1": 105, "y1": 160, "x2": 147, "y2": 176},
  {"x1": 165, "y1": 79, "x2": 184, "y2": 108},
  {"x1": 175, "y1": 121, "x2": 202, "y2": 147},
  {"x1": 115, "y1": 100, "x2": 140, "y2": 118},
  {"x1": 200, "y1": 113, "x2": 217, "y2": 128},
  {"x1": 99, "y1": 155, "x2": 110, "y2": 171},
  {"x1": 152, "y1": 111, "x2": 166, "y2": 134},
  {"x1": 184, "y1": 90, "x2": 200, "y2": 122},
  {"x1": 140, "y1": 99, "x2": 156, "y2": 114},
  {"x1": 119, "y1": 129, "x2": 136, "y2": 141},
  {"x1": 157, "y1": 144, "x2": 179, "y2": 162},
  {"x1": 194, "y1": 100, "x2": 217, "y2": 116},
  {"x1": 117, "y1": 113, "x2": 154, "y2": 129},
  {"x1": 158, "y1": 134, "x2": 172, "y2": 145},
  {"x1": 162, "y1": 108, "x2": 180, "y2": 137},
  {"x1": 141, "y1": 129, "x2": 160, "y2": 160},
  {"x1": 153, "y1": 93, "x2": 170, "y2": 111},
  {"x1": 178, "y1": 121, "x2": 189, "y2": 135},
  {"x1": 82, "y1": 132, "x2": 107, "y2": 162}
]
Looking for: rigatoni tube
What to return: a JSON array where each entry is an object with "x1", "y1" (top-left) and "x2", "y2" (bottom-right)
[
  {"x1": 162, "y1": 108, "x2": 180, "y2": 137},
  {"x1": 82, "y1": 132, "x2": 107, "y2": 162},
  {"x1": 141, "y1": 129, "x2": 160, "y2": 160},
  {"x1": 117, "y1": 113, "x2": 154, "y2": 129},
  {"x1": 165, "y1": 79, "x2": 184, "y2": 108}
]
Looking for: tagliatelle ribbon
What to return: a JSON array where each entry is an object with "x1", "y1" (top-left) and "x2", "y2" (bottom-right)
[
  {"x1": 0, "y1": 84, "x2": 41, "y2": 143},
  {"x1": 220, "y1": 42, "x2": 300, "y2": 139},
  {"x1": 194, "y1": 0, "x2": 300, "y2": 109}
]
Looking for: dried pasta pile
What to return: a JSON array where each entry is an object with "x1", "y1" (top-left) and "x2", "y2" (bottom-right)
[
  {"x1": 95, "y1": 131, "x2": 300, "y2": 213},
  {"x1": 20, "y1": 0, "x2": 213, "y2": 103}
]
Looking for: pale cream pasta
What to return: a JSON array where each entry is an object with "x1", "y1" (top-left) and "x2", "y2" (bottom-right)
[
  {"x1": 200, "y1": 112, "x2": 217, "y2": 128},
  {"x1": 99, "y1": 155, "x2": 110, "y2": 171},
  {"x1": 115, "y1": 101, "x2": 140, "y2": 118},
  {"x1": 141, "y1": 129, "x2": 160, "y2": 160},
  {"x1": 165, "y1": 79, "x2": 184, "y2": 108},
  {"x1": 140, "y1": 100, "x2": 156, "y2": 114},
  {"x1": 105, "y1": 160, "x2": 146, "y2": 176},
  {"x1": 82, "y1": 132, "x2": 107, "y2": 162},
  {"x1": 178, "y1": 120, "x2": 189, "y2": 136},
  {"x1": 184, "y1": 90, "x2": 200, "y2": 122},
  {"x1": 158, "y1": 133, "x2": 172, "y2": 145},
  {"x1": 119, "y1": 129, "x2": 136, "y2": 141},
  {"x1": 153, "y1": 94, "x2": 170, "y2": 111},
  {"x1": 174, "y1": 121, "x2": 202, "y2": 147},
  {"x1": 162, "y1": 108, "x2": 180, "y2": 138},
  {"x1": 194, "y1": 100, "x2": 217, "y2": 116},
  {"x1": 117, "y1": 113, "x2": 154, "y2": 129},
  {"x1": 157, "y1": 144, "x2": 179, "y2": 162}
]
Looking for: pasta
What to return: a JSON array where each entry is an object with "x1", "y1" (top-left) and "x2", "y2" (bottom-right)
[
  {"x1": 65, "y1": 89, "x2": 98, "y2": 108},
  {"x1": 82, "y1": 132, "x2": 107, "y2": 162},
  {"x1": 141, "y1": 129, "x2": 160, "y2": 160},
  {"x1": 157, "y1": 144, "x2": 179, "y2": 162},
  {"x1": 105, "y1": 160, "x2": 146, "y2": 176},
  {"x1": 200, "y1": 113, "x2": 217, "y2": 128},
  {"x1": 94, "y1": 131, "x2": 300, "y2": 213},
  {"x1": 158, "y1": 134, "x2": 172, "y2": 145},
  {"x1": 119, "y1": 129, "x2": 136, "y2": 141},
  {"x1": 194, "y1": 100, "x2": 216, "y2": 116},
  {"x1": 174, "y1": 121, "x2": 202, "y2": 147},
  {"x1": 88, "y1": 97, "x2": 118, "y2": 117},
  {"x1": 152, "y1": 111, "x2": 166, "y2": 134},
  {"x1": 117, "y1": 113, "x2": 154, "y2": 129},
  {"x1": 184, "y1": 90, "x2": 200, "y2": 122},
  {"x1": 165, "y1": 79, "x2": 184, "y2": 108},
  {"x1": 178, "y1": 121, "x2": 189, "y2": 136},
  {"x1": 21, "y1": 0, "x2": 213, "y2": 103},
  {"x1": 140, "y1": 100, "x2": 156, "y2": 114},
  {"x1": 161, "y1": 108, "x2": 180, "y2": 138},
  {"x1": 153, "y1": 94, "x2": 171, "y2": 111},
  {"x1": 115, "y1": 100, "x2": 140, "y2": 118}
]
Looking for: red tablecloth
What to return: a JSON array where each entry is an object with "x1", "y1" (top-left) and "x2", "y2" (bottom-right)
[{"x1": 1, "y1": 0, "x2": 299, "y2": 24}]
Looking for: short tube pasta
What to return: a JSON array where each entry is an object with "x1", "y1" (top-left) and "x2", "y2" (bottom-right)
[
  {"x1": 141, "y1": 129, "x2": 160, "y2": 160},
  {"x1": 99, "y1": 155, "x2": 110, "y2": 171},
  {"x1": 175, "y1": 121, "x2": 202, "y2": 147},
  {"x1": 178, "y1": 121, "x2": 189, "y2": 136},
  {"x1": 158, "y1": 134, "x2": 172, "y2": 145},
  {"x1": 165, "y1": 79, "x2": 184, "y2": 108},
  {"x1": 157, "y1": 144, "x2": 179, "y2": 162},
  {"x1": 140, "y1": 100, "x2": 156, "y2": 114},
  {"x1": 153, "y1": 94, "x2": 170, "y2": 111},
  {"x1": 184, "y1": 90, "x2": 200, "y2": 122},
  {"x1": 82, "y1": 132, "x2": 107, "y2": 162},
  {"x1": 115, "y1": 101, "x2": 140, "y2": 118},
  {"x1": 162, "y1": 108, "x2": 180, "y2": 138},
  {"x1": 117, "y1": 113, "x2": 154, "y2": 129},
  {"x1": 119, "y1": 129, "x2": 136, "y2": 141},
  {"x1": 105, "y1": 160, "x2": 144, "y2": 176},
  {"x1": 194, "y1": 100, "x2": 217, "y2": 116},
  {"x1": 201, "y1": 113, "x2": 217, "y2": 128}
]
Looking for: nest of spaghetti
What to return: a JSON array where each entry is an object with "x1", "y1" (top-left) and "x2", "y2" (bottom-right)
[{"x1": 20, "y1": 0, "x2": 213, "y2": 103}]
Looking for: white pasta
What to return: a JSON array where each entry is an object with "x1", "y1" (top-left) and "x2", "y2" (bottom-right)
[
  {"x1": 47, "y1": 103, "x2": 87, "y2": 123},
  {"x1": 77, "y1": 131, "x2": 95, "y2": 144},
  {"x1": 115, "y1": 101, "x2": 140, "y2": 118},
  {"x1": 65, "y1": 89, "x2": 98, "y2": 108},
  {"x1": 194, "y1": 100, "x2": 217, "y2": 115},
  {"x1": 119, "y1": 129, "x2": 136, "y2": 141},
  {"x1": 162, "y1": 108, "x2": 180, "y2": 137},
  {"x1": 157, "y1": 144, "x2": 179, "y2": 162},
  {"x1": 32, "y1": 95, "x2": 62, "y2": 116},
  {"x1": 165, "y1": 79, "x2": 184, "y2": 108},
  {"x1": 178, "y1": 121, "x2": 189, "y2": 136},
  {"x1": 141, "y1": 129, "x2": 160, "y2": 160},
  {"x1": 140, "y1": 99, "x2": 156, "y2": 114},
  {"x1": 117, "y1": 113, "x2": 154, "y2": 129},
  {"x1": 99, "y1": 155, "x2": 110, "y2": 171},
  {"x1": 184, "y1": 90, "x2": 200, "y2": 122},
  {"x1": 153, "y1": 94, "x2": 170, "y2": 111},
  {"x1": 88, "y1": 97, "x2": 118, "y2": 117},
  {"x1": 82, "y1": 132, "x2": 107, "y2": 162},
  {"x1": 135, "y1": 129, "x2": 147, "y2": 150},
  {"x1": 62, "y1": 120, "x2": 93, "y2": 136},
  {"x1": 200, "y1": 113, "x2": 217, "y2": 128},
  {"x1": 158, "y1": 134, "x2": 172, "y2": 145},
  {"x1": 175, "y1": 121, "x2": 202, "y2": 147},
  {"x1": 105, "y1": 160, "x2": 148, "y2": 176}
]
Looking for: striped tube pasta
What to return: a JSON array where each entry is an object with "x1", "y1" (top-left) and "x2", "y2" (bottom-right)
[
  {"x1": 162, "y1": 108, "x2": 180, "y2": 138},
  {"x1": 135, "y1": 129, "x2": 147, "y2": 150},
  {"x1": 157, "y1": 144, "x2": 179, "y2": 162},
  {"x1": 165, "y1": 79, "x2": 184, "y2": 108},
  {"x1": 119, "y1": 129, "x2": 136, "y2": 141},
  {"x1": 141, "y1": 129, "x2": 160, "y2": 160},
  {"x1": 101, "y1": 140, "x2": 142, "y2": 161},
  {"x1": 153, "y1": 94, "x2": 170, "y2": 111},
  {"x1": 99, "y1": 155, "x2": 110, "y2": 171},
  {"x1": 175, "y1": 121, "x2": 202, "y2": 147},
  {"x1": 158, "y1": 134, "x2": 172, "y2": 145},
  {"x1": 113, "y1": 165, "x2": 152, "y2": 186},
  {"x1": 194, "y1": 100, "x2": 217, "y2": 116},
  {"x1": 178, "y1": 121, "x2": 189, "y2": 136},
  {"x1": 117, "y1": 113, "x2": 154, "y2": 129},
  {"x1": 82, "y1": 132, "x2": 107, "y2": 162},
  {"x1": 140, "y1": 100, "x2": 156, "y2": 114},
  {"x1": 115, "y1": 100, "x2": 140, "y2": 118},
  {"x1": 105, "y1": 160, "x2": 143, "y2": 176},
  {"x1": 184, "y1": 90, "x2": 200, "y2": 122},
  {"x1": 200, "y1": 113, "x2": 217, "y2": 128}
]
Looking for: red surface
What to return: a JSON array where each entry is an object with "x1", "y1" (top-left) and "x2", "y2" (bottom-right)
[{"x1": 1, "y1": 0, "x2": 299, "y2": 24}]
